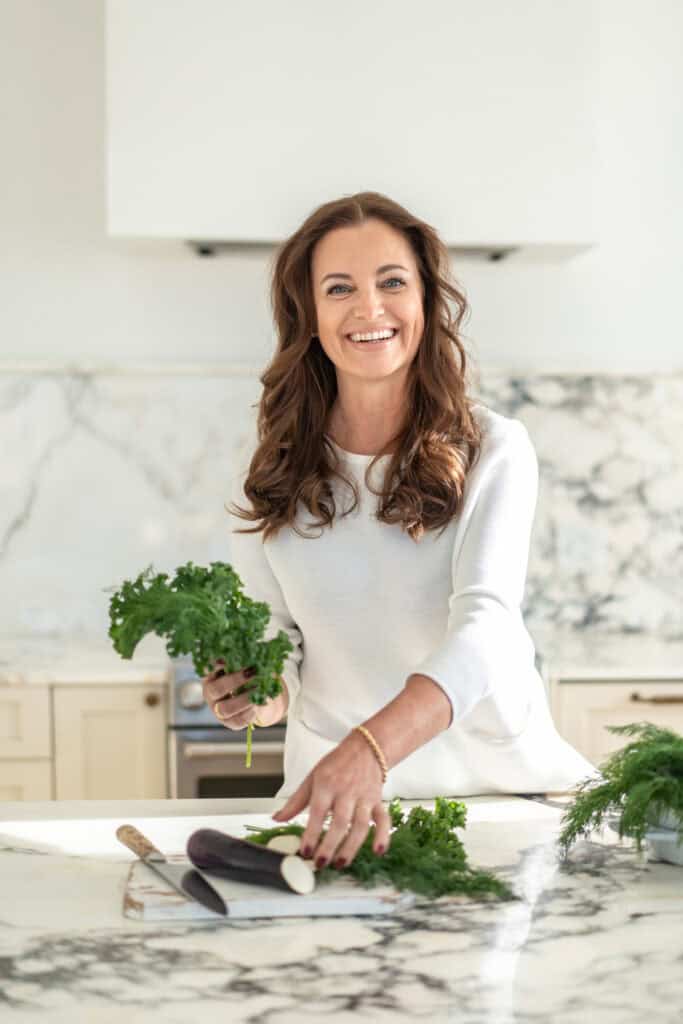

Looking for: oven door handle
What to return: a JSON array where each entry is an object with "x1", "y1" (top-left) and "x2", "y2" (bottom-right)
[{"x1": 182, "y1": 741, "x2": 285, "y2": 759}]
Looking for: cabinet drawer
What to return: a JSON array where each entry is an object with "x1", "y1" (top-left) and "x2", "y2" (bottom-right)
[
  {"x1": 0, "y1": 686, "x2": 51, "y2": 758},
  {"x1": 0, "y1": 760, "x2": 52, "y2": 800},
  {"x1": 552, "y1": 679, "x2": 683, "y2": 766}
]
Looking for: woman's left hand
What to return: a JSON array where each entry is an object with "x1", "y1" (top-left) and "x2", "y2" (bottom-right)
[{"x1": 271, "y1": 730, "x2": 391, "y2": 868}]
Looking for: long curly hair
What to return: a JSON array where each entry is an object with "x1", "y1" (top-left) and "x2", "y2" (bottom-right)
[{"x1": 228, "y1": 191, "x2": 483, "y2": 544}]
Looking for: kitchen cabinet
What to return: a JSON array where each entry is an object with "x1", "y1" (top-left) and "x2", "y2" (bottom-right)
[
  {"x1": 1, "y1": 761, "x2": 52, "y2": 801},
  {"x1": 0, "y1": 686, "x2": 52, "y2": 800},
  {"x1": 551, "y1": 678, "x2": 683, "y2": 766},
  {"x1": 105, "y1": 0, "x2": 598, "y2": 254},
  {"x1": 0, "y1": 681, "x2": 168, "y2": 800},
  {"x1": 53, "y1": 684, "x2": 167, "y2": 800},
  {"x1": 0, "y1": 634, "x2": 171, "y2": 801}
]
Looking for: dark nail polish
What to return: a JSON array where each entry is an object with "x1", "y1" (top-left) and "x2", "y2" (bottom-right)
[
  {"x1": 334, "y1": 857, "x2": 346, "y2": 869},
  {"x1": 243, "y1": 666, "x2": 256, "y2": 678},
  {"x1": 315, "y1": 856, "x2": 327, "y2": 869},
  {"x1": 302, "y1": 845, "x2": 312, "y2": 858},
  {"x1": 376, "y1": 844, "x2": 385, "y2": 855}
]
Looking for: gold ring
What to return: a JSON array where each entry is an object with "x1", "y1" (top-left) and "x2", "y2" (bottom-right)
[{"x1": 214, "y1": 699, "x2": 232, "y2": 718}]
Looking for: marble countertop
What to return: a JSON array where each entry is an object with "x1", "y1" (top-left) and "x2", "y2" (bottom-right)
[
  {"x1": 0, "y1": 632, "x2": 172, "y2": 685},
  {"x1": 0, "y1": 794, "x2": 681, "y2": 1022},
  {"x1": 529, "y1": 626, "x2": 683, "y2": 681},
  {"x1": 2, "y1": 627, "x2": 682, "y2": 688}
]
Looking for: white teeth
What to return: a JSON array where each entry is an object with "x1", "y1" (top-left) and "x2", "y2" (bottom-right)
[{"x1": 348, "y1": 329, "x2": 397, "y2": 342}]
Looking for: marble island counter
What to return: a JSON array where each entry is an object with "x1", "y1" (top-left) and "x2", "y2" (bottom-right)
[{"x1": 0, "y1": 794, "x2": 681, "y2": 1023}]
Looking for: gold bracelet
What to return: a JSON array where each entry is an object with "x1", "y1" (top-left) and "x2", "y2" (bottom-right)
[{"x1": 354, "y1": 725, "x2": 388, "y2": 783}]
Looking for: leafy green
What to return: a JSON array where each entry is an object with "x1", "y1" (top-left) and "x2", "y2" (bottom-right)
[
  {"x1": 557, "y1": 722, "x2": 683, "y2": 857},
  {"x1": 107, "y1": 561, "x2": 293, "y2": 766},
  {"x1": 246, "y1": 797, "x2": 517, "y2": 901}
]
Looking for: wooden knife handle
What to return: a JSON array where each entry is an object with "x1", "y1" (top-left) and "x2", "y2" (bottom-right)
[{"x1": 116, "y1": 824, "x2": 164, "y2": 862}]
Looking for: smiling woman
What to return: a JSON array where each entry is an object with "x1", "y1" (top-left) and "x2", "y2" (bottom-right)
[
  {"x1": 224, "y1": 190, "x2": 599, "y2": 872},
  {"x1": 231, "y1": 191, "x2": 482, "y2": 541}
]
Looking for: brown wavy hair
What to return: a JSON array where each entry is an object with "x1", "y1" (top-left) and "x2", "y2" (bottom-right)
[{"x1": 228, "y1": 191, "x2": 483, "y2": 544}]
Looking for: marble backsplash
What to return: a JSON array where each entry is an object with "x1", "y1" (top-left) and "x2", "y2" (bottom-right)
[{"x1": 1, "y1": 370, "x2": 681, "y2": 640}]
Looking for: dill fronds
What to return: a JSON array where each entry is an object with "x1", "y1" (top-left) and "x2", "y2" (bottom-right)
[{"x1": 557, "y1": 722, "x2": 683, "y2": 857}]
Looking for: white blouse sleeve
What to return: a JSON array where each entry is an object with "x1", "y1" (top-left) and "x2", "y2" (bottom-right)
[
  {"x1": 409, "y1": 418, "x2": 539, "y2": 736},
  {"x1": 228, "y1": 430, "x2": 304, "y2": 708}
]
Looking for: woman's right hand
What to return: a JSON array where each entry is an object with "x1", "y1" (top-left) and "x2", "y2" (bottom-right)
[{"x1": 202, "y1": 659, "x2": 260, "y2": 731}]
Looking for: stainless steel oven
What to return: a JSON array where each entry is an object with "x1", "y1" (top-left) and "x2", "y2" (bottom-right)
[{"x1": 168, "y1": 656, "x2": 286, "y2": 799}]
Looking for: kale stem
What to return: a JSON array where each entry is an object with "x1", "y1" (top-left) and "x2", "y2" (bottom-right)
[{"x1": 245, "y1": 722, "x2": 253, "y2": 768}]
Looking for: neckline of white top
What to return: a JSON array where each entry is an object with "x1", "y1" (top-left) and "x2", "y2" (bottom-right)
[{"x1": 323, "y1": 434, "x2": 394, "y2": 463}]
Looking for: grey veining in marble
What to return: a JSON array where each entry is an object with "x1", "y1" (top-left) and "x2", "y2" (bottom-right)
[
  {"x1": 476, "y1": 373, "x2": 683, "y2": 639},
  {"x1": 1, "y1": 370, "x2": 682, "y2": 642},
  {"x1": 0, "y1": 795, "x2": 681, "y2": 1023}
]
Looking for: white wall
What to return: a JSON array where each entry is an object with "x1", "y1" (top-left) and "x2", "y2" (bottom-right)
[{"x1": 1, "y1": 0, "x2": 681, "y2": 373}]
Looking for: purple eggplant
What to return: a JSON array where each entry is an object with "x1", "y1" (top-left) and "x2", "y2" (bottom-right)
[{"x1": 186, "y1": 828, "x2": 315, "y2": 895}]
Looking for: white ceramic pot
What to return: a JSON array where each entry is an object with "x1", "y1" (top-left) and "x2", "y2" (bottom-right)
[{"x1": 644, "y1": 804, "x2": 683, "y2": 866}]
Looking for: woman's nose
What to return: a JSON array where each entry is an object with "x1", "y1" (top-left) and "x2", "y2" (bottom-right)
[{"x1": 353, "y1": 289, "x2": 385, "y2": 320}]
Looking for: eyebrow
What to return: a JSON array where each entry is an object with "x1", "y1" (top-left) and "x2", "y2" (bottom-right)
[{"x1": 321, "y1": 264, "x2": 410, "y2": 285}]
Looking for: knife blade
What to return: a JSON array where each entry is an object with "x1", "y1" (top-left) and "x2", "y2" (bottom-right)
[{"x1": 116, "y1": 824, "x2": 227, "y2": 916}]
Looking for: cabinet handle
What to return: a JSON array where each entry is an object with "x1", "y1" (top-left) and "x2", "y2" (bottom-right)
[
  {"x1": 144, "y1": 692, "x2": 161, "y2": 707},
  {"x1": 630, "y1": 692, "x2": 683, "y2": 704}
]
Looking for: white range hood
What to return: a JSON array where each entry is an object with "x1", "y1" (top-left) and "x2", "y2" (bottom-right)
[{"x1": 105, "y1": 0, "x2": 599, "y2": 262}]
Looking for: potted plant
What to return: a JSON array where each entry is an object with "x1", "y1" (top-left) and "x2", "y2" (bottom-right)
[{"x1": 557, "y1": 722, "x2": 683, "y2": 864}]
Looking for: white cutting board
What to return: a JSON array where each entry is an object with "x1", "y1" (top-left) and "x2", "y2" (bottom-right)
[{"x1": 124, "y1": 857, "x2": 416, "y2": 920}]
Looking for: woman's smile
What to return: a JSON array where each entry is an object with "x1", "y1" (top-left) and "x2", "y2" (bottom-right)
[{"x1": 345, "y1": 327, "x2": 400, "y2": 350}]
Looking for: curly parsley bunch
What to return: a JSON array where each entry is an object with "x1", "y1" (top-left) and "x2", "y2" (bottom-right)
[
  {"x1": 247, "y1": 797, "x2": 517, "y2": 901},
  {"x1": 107, "y1": 561, "x2": 293, "y2": 765}
]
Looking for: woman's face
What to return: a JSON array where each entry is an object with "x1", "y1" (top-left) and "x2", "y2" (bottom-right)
[{"x1": 311, "y1": 218, "x2": 425, "y2": 381}]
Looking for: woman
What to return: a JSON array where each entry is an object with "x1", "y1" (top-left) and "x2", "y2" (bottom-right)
[{"x1": 202, "y1": 191, "x2": 598, "y2": 872}]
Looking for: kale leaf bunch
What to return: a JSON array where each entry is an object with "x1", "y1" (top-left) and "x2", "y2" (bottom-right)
[
  {"x1": 107, "y1": 561, "x2": 293, "y2": 764},
  {"x1": 557, "y1": 721, "x2": 683, "y2": 857}
]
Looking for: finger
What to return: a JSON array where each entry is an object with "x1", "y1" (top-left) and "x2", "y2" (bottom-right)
[
  {"x1": 296, "y1": 791, "x2": 332, "y2": 857},
  {"x1": 218, "y1": 709, "x2": 257, "y2": 731},
  {"x1": 204, "y1": 669, "x2": 250, "y2": 705},
  {"x1": 212, "y1": 690, "x2": 258, "y2": 722},
  {"x1": 370, "y1": 802, "x2": 392, "y2": 855},
  {"x1": 272, "y1": 776, "x2": 312, "y2": 824},
  {"x1": 314, "y1": 798, "x2": 355, "y2": 866},
  {"x1": 328, "y1": 801, "x2": 375, "y2": 867}
]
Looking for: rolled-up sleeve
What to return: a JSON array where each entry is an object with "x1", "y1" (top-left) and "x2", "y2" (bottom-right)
[
  {"x1": 228, "y1": 430, "x2": 304, "y2": 708},
  {"x1": 410, "y1": 420, "x2": 539, "y2": 736}
]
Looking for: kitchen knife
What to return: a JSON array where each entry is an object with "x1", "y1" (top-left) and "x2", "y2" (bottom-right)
[{"x1": 116, "y1": 824, "x2": 227, "y2": 916}]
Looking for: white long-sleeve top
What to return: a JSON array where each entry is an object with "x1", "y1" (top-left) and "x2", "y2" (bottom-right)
[{"x1": 228, "y1": 402, "x2": 599, "y2": 799}]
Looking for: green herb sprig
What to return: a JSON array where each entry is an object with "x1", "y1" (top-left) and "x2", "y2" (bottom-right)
[
  {"x1": 246, "y1": 797, "x2": 517, "y2": 901},
  {"x1": 557, "y1": 722, "x2": 683, "y2": 857},
  {"x1": 106, "y1": 561, "x2": 293, "y2": 766}
]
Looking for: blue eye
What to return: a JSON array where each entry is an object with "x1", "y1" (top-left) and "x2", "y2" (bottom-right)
[{"x1": 327, "y1": 277, "x2": 405, "y2": 296}]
